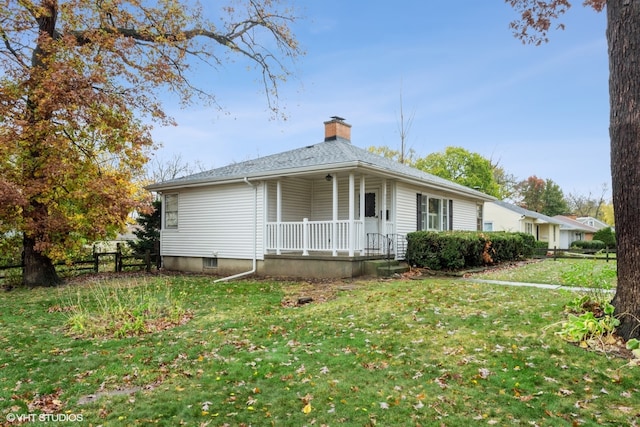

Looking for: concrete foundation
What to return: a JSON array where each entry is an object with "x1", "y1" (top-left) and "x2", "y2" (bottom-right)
[{"x1": 161, "y1": 254, "x2": 386, "y2": 279}]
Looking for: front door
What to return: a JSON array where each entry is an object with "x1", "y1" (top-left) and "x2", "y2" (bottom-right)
[{"x1": 363, "y1": 191, "x2": 379, "y2": 247}]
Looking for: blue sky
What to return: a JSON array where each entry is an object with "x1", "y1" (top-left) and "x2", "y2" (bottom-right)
[{"x1": 150, "y1": 1, "x2": 609, "y2": 198}]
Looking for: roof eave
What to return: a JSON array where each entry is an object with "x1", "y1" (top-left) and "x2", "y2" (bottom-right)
[
  {"x1": 146, "y1": 160, "x2": 495, "y2": 202},
  {"x1": 145, "y1": 161, "x2": 362, "y2": 192}
]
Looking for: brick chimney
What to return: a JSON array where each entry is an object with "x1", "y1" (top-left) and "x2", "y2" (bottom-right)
[{"x1": 324, "y1": 116, "x2": 351, "y2": 142}]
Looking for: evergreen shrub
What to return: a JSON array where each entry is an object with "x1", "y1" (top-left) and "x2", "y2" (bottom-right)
[{"x1": 406, "y1": 231, "x2": 535, "y2": 270}]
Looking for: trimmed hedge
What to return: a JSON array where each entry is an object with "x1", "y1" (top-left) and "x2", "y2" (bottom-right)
[
  {"x1": 570, "y1": 240, "x2": 606, "y2": 251},
  {"x1": 405, "y1": 231, "x2": 536, "y2": 270}
]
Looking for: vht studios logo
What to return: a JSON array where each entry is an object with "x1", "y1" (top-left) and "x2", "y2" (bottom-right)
[{"x1": 6, "y1": 413, "x2": 84, "y2": 423}]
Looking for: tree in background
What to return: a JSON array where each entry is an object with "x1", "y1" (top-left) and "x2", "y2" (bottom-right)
[
  {"x1": 414, "y1": 147, "x2": 501, "y2": 197},
  {"x1": 367, "y1": 146, "x2": 417, "y2": 166},
  {"x1": 541, "y1": 179, "x2": 569, "y2": 216},
  {"x1": 0, "y1": 1, "x2": 301, "y2": 286},
  {"x1": 600, "y1": 200, "x2": 615, "y2": 226},
  {"x1": 516, "y1": 176, "x2": 568, "y2": 216},
  {"x1": 593, "y1": 227, "x2": 616, "y2": 249},
  {"x1": 515, "y1": 176, "x2": 545, "y2": 212},
  {"x1": 566, "y1": 184, "x2": 609, "y2": 219},
  {"x1": 491, "y1": 162, "x2": 520, "y2": 201},
  {"x1": 128, "y1": 200, "x2": 161, "y2": 256},
  {"x1": 146, "y1": 153, "x2": 210, "y2": 188},
  {"x1": 508, "y1": 0, "x2": 639, "y2": 339}
]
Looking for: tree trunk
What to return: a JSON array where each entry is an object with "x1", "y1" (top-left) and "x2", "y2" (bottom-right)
[
  {"x1": 22, "y1": 235, "x2": 60, "y2": 287},
  {"x1": 607, "y1": 0, "x2": 640, "y2": 340}
]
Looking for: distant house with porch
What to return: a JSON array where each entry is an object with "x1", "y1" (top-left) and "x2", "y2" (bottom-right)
[
  {"x1": 483, "y1": 200, "x2": 562, "y2": 249},
  {"x1": 147, "y1": 117, "x2": 494, "y2": 279},
  {"x1": 553, "y1": 215, "x2": 599, "y2": 249},
  {"x1": 576, "y1": 216, "x2": 614, "y2": 232}
]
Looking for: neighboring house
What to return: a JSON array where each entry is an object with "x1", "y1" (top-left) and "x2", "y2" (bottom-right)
[
  {"x1": 576, "y1": 216, "x2": 614, "y2": 232},
  {"x1": 483, "y1": 200, "x2": 562, "y2": 249},
  {"x1": 553, "y1": 215, "x2": 599, "y2": 249},
  {"x1": 147, "y1": 117, "x2": 495, "y2": 279}
]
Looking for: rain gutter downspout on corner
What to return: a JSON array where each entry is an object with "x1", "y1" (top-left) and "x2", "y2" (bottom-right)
[{"x1": 214, "y1": 177, "x2": 257, "y2": 283}]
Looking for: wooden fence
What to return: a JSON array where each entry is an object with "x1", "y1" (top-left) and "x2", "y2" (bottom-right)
[{"x1": 0, "y1": 242, "x2": 160, "y2": 285}]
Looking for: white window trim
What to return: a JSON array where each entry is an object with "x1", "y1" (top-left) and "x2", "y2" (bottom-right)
[
  {"x1": 419, "y1": 195, "x2": 450, "y2": 232},
  {"x1": 164, "y1": 193, "x2": 179, "y2": 229}
]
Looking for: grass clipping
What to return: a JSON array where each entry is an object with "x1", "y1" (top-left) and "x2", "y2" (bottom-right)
[{"x1": 56, "y1": 277, "x2": 193, "y2": 339}]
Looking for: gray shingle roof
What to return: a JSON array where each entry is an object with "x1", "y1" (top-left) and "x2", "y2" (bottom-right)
[
  {"x1": 147, "y1": 137, "x2": 494, "y2": 201},
  {"x1": 553, "y1": 216, "x2": 600, "y2": 232},
  {"x1": 490, "y1": 200, "x2": 564, "y2": 224}
]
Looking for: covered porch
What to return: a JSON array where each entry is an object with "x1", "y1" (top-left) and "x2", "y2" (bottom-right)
[{"x1": 263, "y1": 172, "x2": 403, "y2": 258}]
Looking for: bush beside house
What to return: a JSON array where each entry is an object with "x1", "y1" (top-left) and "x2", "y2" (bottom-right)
[
  {"x1": 406, "y1": 231, "x2": 535, "y2": 270},
  {"x1": 570, "y1": 240, "x2": 607, "y2": 252},
  {"x1": 592, "y1": 227, "x2": 616, "y2": 249}
]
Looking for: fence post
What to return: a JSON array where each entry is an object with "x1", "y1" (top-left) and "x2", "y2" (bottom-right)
[
  {"x1": 154, "y1": 240, "x2": 161, "y2": 270},
  {"x1": 553, "y1": 246, "x2": 557, "y2": 261},
  {"x1": 93, "y1": 245, "x2": 99, "y2": 272},
  {"x1": 145, "y1": 249, "x2": 151, "y2": 272},
  {"x1": 115, "y1": 243, "x2": 122, "y2": 272}
]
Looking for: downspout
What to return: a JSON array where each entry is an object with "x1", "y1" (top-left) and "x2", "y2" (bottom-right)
[{"x1": 214, "y1": 177, "x2": 257, "y2": 282}]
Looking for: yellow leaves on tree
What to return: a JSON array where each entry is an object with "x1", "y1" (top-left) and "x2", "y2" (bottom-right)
[{"x1": 0, "y1": 0, "x2": 301, "y2": 285}]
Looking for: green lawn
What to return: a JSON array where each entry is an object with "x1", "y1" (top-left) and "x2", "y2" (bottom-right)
[
  {"x1": 471, "y1": 258, "x2": 617, "y2": 288},
  {"x1": 0, "y1": 270, "x2": 636, "y2": 426}
]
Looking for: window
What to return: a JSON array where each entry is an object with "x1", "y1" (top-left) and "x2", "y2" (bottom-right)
[
  {"x1": 476, "y1": 203, "x2": 483, "y2": 231},
  {"x1": 364, "y1": 193, "x2": 376, "y2": 217},
  {"x1": 484, "y1": 222, "x2": 494, "y2": 231},
  {"x1": 203, "y1": 257, "x2": 218, "y2": 269},
  {"x1": 165, "y1": 194, "x2": 178, "y2": 229},
  {"x1": 428, "y1": 198, "x2": 441, "y2": 230},
  {"x1": 417, "y1": 194, "x2": 451, "y2": 231},
  {"x1": 525, "y1": 222, "x2": 533, "y2": 235}
]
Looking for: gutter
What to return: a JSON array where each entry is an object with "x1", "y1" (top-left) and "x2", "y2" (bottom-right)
[{"x1": 213, "y1": 177, "x2": 258, "y2": 283}]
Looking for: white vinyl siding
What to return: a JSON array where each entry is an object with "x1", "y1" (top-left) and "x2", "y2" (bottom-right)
[
  {"x1": 452, "y1": 199, "x2": 478, "y2": 230},
  {"x1": 395, "y1": 183, "x2": 481, "y2": 233},
  {"x1": 161, "y1": 183, "x2": 263, "y2": 260},
  {"x1": 395, "y1": 184, "x2": 419, "y2": 237},
  {"x1": 266, "y1": 179, "x2": 311, "y2": 222}
]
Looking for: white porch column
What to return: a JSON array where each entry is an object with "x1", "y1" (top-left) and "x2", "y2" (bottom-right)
[
  {"x1": 276, "y1": 180, "x2": 282, "y2": 255},
  {"x1": 382, "y1": 179, "x2": 388, "y2": 236},
  {"x1": 348, "y1": 173, "x2": 355, "y2": 257},
  {"x1": 332, "y1": 174, "x2": 338, "y2": 256},
  {"x1": 359, "y1": 175, "x2": 366, "y2": 255}
]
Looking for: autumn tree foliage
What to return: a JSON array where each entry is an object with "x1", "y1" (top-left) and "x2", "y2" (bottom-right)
[
  {"x1": 414, "y1": 146, "x2": 502, "y2": 198},
  {"x1": 0, "y1": 0, "x2": 301, "y2": 286},
  {"x1": 516, "y1": 175, "x2": 568, "y2": 216},
  {"x1": 507, "y1": 0, "x2": 640, "y2": 340}
]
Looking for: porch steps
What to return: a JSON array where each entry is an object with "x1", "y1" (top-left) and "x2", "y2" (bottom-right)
[{"x1": 363, "y1": 259, "x2": 410, "y2": 277}]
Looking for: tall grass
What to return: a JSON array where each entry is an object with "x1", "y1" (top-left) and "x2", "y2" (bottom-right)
[{"x1": 61, "y1": 277, "x2": 190, "y2": 338}]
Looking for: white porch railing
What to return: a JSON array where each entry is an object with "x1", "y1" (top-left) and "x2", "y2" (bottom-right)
[{"x1": 266, "y1": 219, "x2": 365, "y2": 255}]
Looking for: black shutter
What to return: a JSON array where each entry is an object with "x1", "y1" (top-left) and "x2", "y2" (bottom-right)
[
  {"x1": 449, "y1": 199, "x2": 454, "y2": 230},
  {"x1": 416, "y1": 194, "x2": 423, "y2": 230}
]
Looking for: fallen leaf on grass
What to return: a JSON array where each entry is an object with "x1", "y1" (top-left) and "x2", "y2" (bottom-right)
[
  {"x1": 558, "y1": 388, "x2": 574, "y2": 396},
  {"x1": 478, "y1": 368, "x2": 491, "y2": 379},
  {"x1": 28, "y1": 388, "x2": 64, "y2": 413}
]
